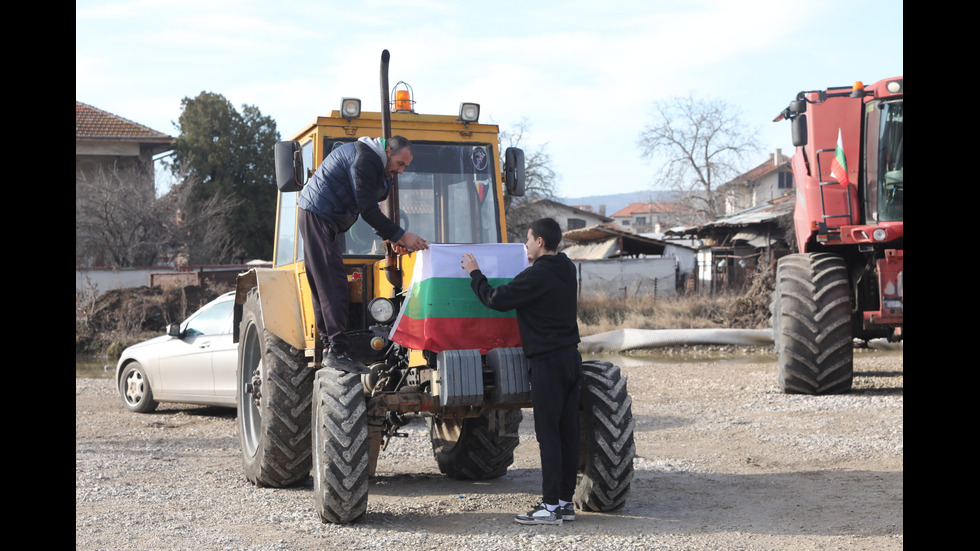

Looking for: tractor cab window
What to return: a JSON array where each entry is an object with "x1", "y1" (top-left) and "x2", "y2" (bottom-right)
[
  {"x1": 345, "y1": 143, "x2": 501, "y2": 254},
  {"x1": 865, "y1": 100, "x2": 903, "y2": 223},
  {"x1": 274, "y1": 140, "x2": 314, "y2": 267},
  {"x1": 276, "y1": 191, "x2": 299, "y2": 266}
]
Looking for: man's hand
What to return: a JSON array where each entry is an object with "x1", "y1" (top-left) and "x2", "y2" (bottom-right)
[
  {"x1": 461, "y1": 253, "x2": 480, "y2": 274},
  {"x1": 392, "y1": 232, "x2": 428, "y2": 254}
]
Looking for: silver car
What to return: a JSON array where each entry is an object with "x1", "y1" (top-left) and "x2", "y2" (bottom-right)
[{"x1": 115, "y1": 291, "x2": 238, "y2": 412}]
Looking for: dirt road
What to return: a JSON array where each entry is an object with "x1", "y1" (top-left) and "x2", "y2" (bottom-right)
[{"x1": 76, "y1": 346, "x2": 903, "y2": 550}]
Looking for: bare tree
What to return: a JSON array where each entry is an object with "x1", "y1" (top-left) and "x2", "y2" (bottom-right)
[
  {"x1": 499, "y1": 118, "x2": 560, "y2": 242},
  {"x1": 638, "y1": 94, "x2": 761, "y2": 223},
  {"x1": 161, "y1": 176, "x2": 240, "y2": 265},
  {"x1": 76, "y1": 162, "x2": 167, "y2": 266},
  {"x1": 75, "y1": 163, "x2": 239, "y2": 267}
]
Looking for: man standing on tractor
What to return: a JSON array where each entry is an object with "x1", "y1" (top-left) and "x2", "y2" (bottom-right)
[
  {"x1": 461, "y1": 217, "x2": 582, "y2": 525},
  {"x1": 298, "y1": 135, "x2": 429, "y2": 375}
]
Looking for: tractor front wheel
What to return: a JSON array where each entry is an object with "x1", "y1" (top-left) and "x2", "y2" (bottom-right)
[
  {"x1": 312, "y1": 368, "x2": 370, "y2": 524},
  {"x1": 770, "y1": 253, "x2": 853, "y2": 394}
]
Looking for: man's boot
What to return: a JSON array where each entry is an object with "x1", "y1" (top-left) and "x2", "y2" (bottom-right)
[{"x1": 324, "y1": 349, "x2": 370, "y2": 375}]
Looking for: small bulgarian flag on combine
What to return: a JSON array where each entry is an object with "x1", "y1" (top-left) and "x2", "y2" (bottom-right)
[
  {"x1": 830, "y1": 128, "x2": 850, "y2": 187},
  {"x1": 389, "y1": 243, "x2": 527, "y2": 354}
]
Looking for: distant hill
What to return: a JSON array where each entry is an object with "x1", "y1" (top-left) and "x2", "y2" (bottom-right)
[{"x1": 557, "y1": 190, "x2": 675, "y2": 218}]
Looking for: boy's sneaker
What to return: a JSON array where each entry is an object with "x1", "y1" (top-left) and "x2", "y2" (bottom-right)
[
  {"x1": 515, "y1": 503, "x2": 562, "y2": 525},
  {"x1": 560, "y1": 503, "x2": 575, "y2": 521},
  {"x1": 324, "y1": 350, "x2": 370, "y2": 375}
]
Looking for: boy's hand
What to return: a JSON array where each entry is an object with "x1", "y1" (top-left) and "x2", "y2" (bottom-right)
[{"x1": 461, "y1": 253, "x2": 480, "y2": 274}]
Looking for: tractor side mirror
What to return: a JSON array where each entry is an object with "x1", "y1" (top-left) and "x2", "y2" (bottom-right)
[
  {"x1": 274, "y1": 141, "x2": 305, "y2": 192},
  {"x1": 504, "y1": 147, "x2": 525, "y2": 197},
  {"x1": 791, "y1": 115, "x2": 808, "y2": 147}
]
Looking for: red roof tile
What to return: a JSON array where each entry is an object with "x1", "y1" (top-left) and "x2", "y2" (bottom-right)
[
  {"x1": 610, "y1": 202, "x2": 677, "y2": 218},
  {"x1": 76, "y1": 101, "x2": 173, "y2": 142}
]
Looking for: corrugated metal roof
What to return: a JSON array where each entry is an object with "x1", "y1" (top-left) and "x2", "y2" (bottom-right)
[
  {"x1": 667, "y1": 195, "x2": 794, "y2": 248},
  {"x1": 562, "y1": 223, "x2": 674, "y2": 258},
  {"x1": 511, "y1": 198, "x2": 614, "y2": 222},
  {"x1": 699, "y1": 194, "x2": 794, "y2": 229},
  {"x1": 562, "y1": 237, "x2": 621, "y2": 260},
  {"x1": 563, "y1": 223, "x2": 633, "y2": 242}
]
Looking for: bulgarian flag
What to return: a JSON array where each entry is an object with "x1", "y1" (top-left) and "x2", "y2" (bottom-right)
[
  {"x1": 389, "y1": 243, "x2": 527, "y2": 354},
  {"x1": 829, "y1": 129, "x2": 850, "y2": 187}
]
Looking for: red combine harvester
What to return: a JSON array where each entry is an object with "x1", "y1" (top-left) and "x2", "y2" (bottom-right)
[{"x1": 770, "y1": 77, "x2": 903, "y2": 394}]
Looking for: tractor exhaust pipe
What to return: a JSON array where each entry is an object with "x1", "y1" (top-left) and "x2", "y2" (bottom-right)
[{"x1": 380, "y1": 49, "x2": 402, "y2": 289}]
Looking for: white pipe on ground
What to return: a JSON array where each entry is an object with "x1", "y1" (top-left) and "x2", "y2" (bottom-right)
[{"x1": 579, "y1": 328, "x2": 773, "y2": 353}]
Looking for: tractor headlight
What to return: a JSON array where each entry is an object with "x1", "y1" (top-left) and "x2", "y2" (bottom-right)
[
  {"x1": 873, "y1": 228, "x2": 888, "y2": 241},
  {"x1": 368, "y1": 297, "x2": 395, "y2": 323}
]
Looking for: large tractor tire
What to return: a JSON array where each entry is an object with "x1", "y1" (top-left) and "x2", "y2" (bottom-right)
[
  {"x1": 312, "y1": 368, "x2": 370, "y2": 524},
  {"x1": 770, "y1": 253, "x2": 853, "y2": 395},
  {"x1": 574, "y1": 360, "x2": 635, "y2": 513},
  {"x1": 237, "y1": 287, "x2": 314, "y2": 487},
  {"x1": 429, "y1": 409, "x2": 523, "y2": 480}
]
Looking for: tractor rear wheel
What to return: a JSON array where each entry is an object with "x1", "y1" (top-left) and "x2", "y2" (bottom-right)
[
  {"x1": 237, "y1": 287, "x2": 314, "y2": 487},
  {"x1": 574, "y1": 360, "x2": 635, "y2": 512},
  {"x1": 428, "y1": 409, "x2": 522, "y2": 480},
  {"x1": 770, "y1": 253, "x2": 853, "y2": 394}
]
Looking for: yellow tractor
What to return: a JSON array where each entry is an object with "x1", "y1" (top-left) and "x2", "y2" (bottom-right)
[{"x1": 232, "y1": 50, "x2": 634, "y2": 523}]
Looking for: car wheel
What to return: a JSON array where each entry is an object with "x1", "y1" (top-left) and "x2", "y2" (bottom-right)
[{"x1": 119, "y1": 362, "x2": 158, "y2": 413}]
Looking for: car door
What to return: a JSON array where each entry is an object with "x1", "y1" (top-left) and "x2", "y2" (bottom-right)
[{"x1": 157, "y1": 298, "x2": 233, "y2": 397}]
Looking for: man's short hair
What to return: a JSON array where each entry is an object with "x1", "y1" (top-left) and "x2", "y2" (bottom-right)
[
  {"x1": 529, "y1": 218, "x2": 562, "y2": 251},
  {"x1": 388, "y1": 135, "x2": 412, "y2": 155}
]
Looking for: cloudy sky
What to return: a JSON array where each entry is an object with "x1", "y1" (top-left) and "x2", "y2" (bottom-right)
[{"x1": 76, "y1": 0, "x2": 903, "y2": 199}]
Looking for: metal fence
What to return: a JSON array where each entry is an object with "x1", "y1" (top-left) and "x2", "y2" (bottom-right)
[{"x1": 573, "y1": 258, "x2": 679, "y2": 299}]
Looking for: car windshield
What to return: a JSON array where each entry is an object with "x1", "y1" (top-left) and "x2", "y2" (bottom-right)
[{"x1": 183, "y1": 298, "x2": 233, "y2": 337}]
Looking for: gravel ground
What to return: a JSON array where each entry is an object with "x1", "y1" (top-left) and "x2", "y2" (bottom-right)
[{"x1": 76, "y1": 344, "x2": 903, "y2": 550}]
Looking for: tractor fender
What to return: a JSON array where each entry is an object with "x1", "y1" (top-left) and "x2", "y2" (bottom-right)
[{"x1": 233, "y1": 268, "x2": 306, "y2": 350}]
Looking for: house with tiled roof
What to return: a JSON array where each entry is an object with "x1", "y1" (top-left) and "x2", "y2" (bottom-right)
[
  {"x1": 609, "y1": 201, "x2": 677, "y2": 233},
  {"x1": 505, "y1": 197, "x2": 613, "y2": 244},
  {"x1": 718, "y1": 149, "x2": 793, "y2": 214},
  {"x1": 75, "y1": 101, "x2": 175, "y2": 191}
]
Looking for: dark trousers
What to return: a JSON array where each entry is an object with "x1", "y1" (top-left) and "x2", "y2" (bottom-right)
[
  {"x1": 528, "y1": 346, "x2": 582, "y2": 504},
  {"x1": 298, "y1": 208, "x2": 349, "y2": 353}
]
